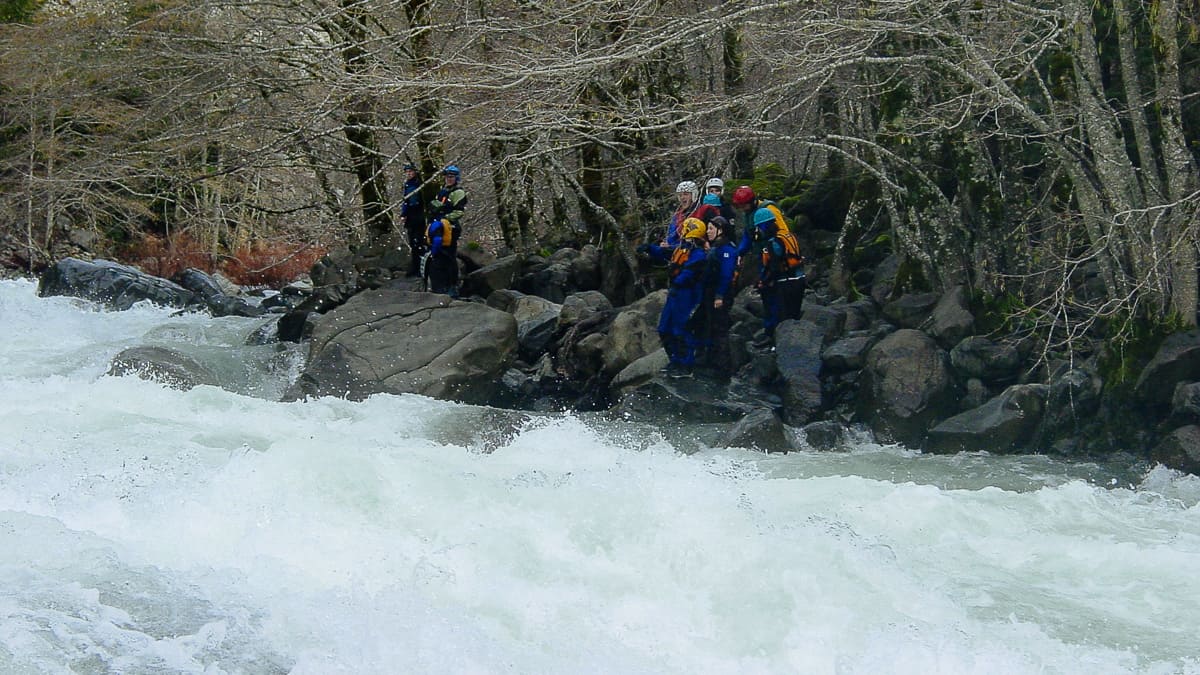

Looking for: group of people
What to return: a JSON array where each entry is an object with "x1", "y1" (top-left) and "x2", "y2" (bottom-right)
[
  {"x1": 400, "y1": 163, "x2": 468, "y2": 297},
  {"x1": 400, "y1": 166, "x2": 806, "y2": 380},
  {"x1": 638, "y1": 178, "x2": 806, "y2": 379}
]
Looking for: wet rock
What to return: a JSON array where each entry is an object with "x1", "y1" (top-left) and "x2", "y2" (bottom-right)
[
  {"x1": 1135, "y1": 330, "x2": 1200, "y2": 408},
  {"x1": 107, "y1": 346, "x2": 218, "y2": 391},
  {"x1": 859, "y1": 329, "x2": 956, "y2": 445},
  {"x1": 926, "y1": 384, "x2": 1047, "y2": 454},
  {"x1": 928, "y1": 285, "x2": 975, "y2": 348},
  {"x1": 38, "y1": 258, "x2": 196, "y2": 311},
  {"x1": 284, "y1": 289, "x2": 517, "y2": 403},
  {"x1": 1150, "y1": 425, "x2": 1200, "y2": 475},
  {"x1": 718, "y1": 408, "x2": 789, "y2": 453}
]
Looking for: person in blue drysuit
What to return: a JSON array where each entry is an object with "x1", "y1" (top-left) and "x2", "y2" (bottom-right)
[
  {"x1": 400, "y1": 163, "x2": 426, "y2": 277},
  {"x1": 692, "y1": 215, "x2": 739, "y2": 376},
  {"x1": 638, "y1": 217, "x2": 709, "y2": 377}
]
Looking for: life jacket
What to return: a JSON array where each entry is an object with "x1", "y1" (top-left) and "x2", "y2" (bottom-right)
[
  {"x1": 426, "y1": 219, "x2": 454, "y2": 247},
  {"x1": 762, "y1": 230, "x2": 803, "y2": 276},
  {"x1": 669, "y1": 243, "x2": 703, "y2": 280},
  {"x1": 761, "y1": 201, "x2": 790, "y2": 235}
]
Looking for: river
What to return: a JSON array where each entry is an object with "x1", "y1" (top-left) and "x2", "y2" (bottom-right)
[{"x1": 1, "y1": 278, "x2": 1197, "y2": 674}]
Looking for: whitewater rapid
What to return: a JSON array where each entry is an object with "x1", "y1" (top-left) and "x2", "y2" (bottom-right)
[{"x1": 1, "y1": 278, "x2": 1198, "y2": 674}]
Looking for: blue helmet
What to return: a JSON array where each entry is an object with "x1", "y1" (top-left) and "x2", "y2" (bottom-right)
[
  {"x1": 753, "y1": 207, "x2": 776, "y2": 229},
  {"x1": 442, "y1": 165, "x2": 461, "y2": 177},
  {"x1": 702, "y1": 193, "x2": 721, "y2": 206}
]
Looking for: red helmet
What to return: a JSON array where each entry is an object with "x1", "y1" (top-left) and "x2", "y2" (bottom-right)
[{"x1": 731, "y1": 185, "x2": 756, "y2": 206}]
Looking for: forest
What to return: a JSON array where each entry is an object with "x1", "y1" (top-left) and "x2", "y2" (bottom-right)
[{"x1": 3, "y1": 0, "x2": 1200, "y2": 362}]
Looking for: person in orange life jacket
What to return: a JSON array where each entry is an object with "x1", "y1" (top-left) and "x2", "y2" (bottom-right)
[
  {"x1": 690, "y1": 215, "x2": 739, "y2": 376},
  {"x1": 703, "y1": 177, "x2": 739, "y2": 223},
  {"x1": 637, "y1": 217, "x2": 709, "y2": 377},
  {"x1": 400, "y1": 163, "x2": 426, "y2": 277},
  {"x1": 664, "y1": 180, "x2": 700, "y2": 247},
  {"x1": 425, "y1": 165, "x2": 467, "y2": 296},
  {"x1": 752, "y1": 206, "x2": 806, "y2": 348}
]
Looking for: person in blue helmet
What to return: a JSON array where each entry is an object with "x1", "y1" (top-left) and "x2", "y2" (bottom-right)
[
  {"x1": 638, "y1": 217, "x2": 709, "y2": 378},
  {"x1": 424, "y1": 165, "x2": 467, "y2": 296},
  {"x1": 400, "y1": 162, "x2": 426, "y2": 277},
  {"x1": 690, "y1": 215, "x2": 739, "y2": 376},
  {"x1": 752, "y1": 206, "x2": 806, "y2": 348}
]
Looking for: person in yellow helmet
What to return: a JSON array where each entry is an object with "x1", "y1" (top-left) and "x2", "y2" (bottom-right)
[{"x1": 637, "y1": 217, "x2": 709, "y2": 377}]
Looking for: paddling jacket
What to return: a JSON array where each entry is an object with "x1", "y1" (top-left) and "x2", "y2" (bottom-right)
[
  {"x1": 705, "y1": 238, "x2": 739, "y2": 301},
  {"x1": 401, "y1": 176, "x2": 424, "y2": 224},
  {"x1": 429, "y1": 185, "x2": 467, "y2": 225},
  {"x1": 736, "y1": 201, "x2": 789, "y2": 257}
]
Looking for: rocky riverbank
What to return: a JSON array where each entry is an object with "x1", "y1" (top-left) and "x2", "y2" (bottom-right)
[{"x1": 31, "y1": 251, "x2": 1200, "y2": 476}]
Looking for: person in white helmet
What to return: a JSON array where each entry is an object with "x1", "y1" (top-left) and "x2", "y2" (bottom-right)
[
  {"x1": 664, "y1": 180, "x2": 700, "y2": 247},
  {"x1": 704, "y1": 177, "x2": 738, "y2": 223}
]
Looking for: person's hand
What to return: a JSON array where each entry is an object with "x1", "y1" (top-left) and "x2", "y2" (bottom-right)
[{"x1": 714, "y1": 297, "x2": 724, "y2": 309}]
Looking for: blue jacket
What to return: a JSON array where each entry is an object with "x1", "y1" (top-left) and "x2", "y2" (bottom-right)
[
  {"x1": 706, "y1": 240, "x2": 738, "y2": 301},
  {"x1": 400, "y1": 177, "x2": 424, "y2": 222}
]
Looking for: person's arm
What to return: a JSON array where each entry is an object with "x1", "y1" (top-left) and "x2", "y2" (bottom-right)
[{"x1": 443, "y1": 189, "x2": 468, "y2": 223}]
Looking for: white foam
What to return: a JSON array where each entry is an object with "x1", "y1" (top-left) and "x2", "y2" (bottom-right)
[{"x1": 2, "y1": 279, "x2": 1199, "y2": 673}]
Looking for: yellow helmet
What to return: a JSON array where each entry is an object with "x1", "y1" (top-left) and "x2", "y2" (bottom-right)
[{"x1": 680, "y1": 217, "x2": 707, "y2": 242}]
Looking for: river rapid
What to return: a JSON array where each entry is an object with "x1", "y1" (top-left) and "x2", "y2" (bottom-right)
[{"x1": 1, "y1": 278, "x2": 1198, "y2": 674}]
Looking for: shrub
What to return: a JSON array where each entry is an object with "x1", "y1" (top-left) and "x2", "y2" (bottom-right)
[
  {"x1": 123, "y1": 232, "x2": 213, "y2": 279},
  {"x1": 221, "y1": 241, "x2": 326, "y2": 288}
]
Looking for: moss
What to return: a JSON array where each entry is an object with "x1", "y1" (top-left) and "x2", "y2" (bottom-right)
[
  {"x1": 751, "y1": 163, "x2": 788, "y2": 199},
  {"x1": 1097, "y1": 312, "x2": 1188, "y2": 389},
  {"x1": 892, "y1": 256, "x2": 930, "y2": 295},
  {"x1": 971, "y1": 291, "x2": 1033, "y2": 334}
]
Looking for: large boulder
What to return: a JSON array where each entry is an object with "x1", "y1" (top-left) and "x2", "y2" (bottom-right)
[
  {"x1": 462, "y1": 254, "x2": 523, "y2": 299},
  {"x1": 601, "y1": 290, "x2": 667, "y2": 376},
  {"x1": 612, "y1": 371, "x2": 765, "y2": 424},
  {"x1": 107, "y1": 346, "x2": 219, "y2": 391},
  {"x1": 881, "y1": 292, "x2": 939, "y2": 329},
  {"x1": 558, "y1": 290, "x2": 612, "y2": 330},
  {"x1": 38, "y1": 257, "x2": 196, "y2": 311},
  {"x1": 284, "y1": 289, "x2": 517, "y2": 403},
  {"x1": 510, "y1": 295, "x2": 562, "y2": 361},
  {"x1": 950, "y1": 336, "x2": 1023, "y2": 382},
  {"x1": 926, "y1": 384, "x2": 1048, "y2": 454},
  {"x1": 1036, "y1": 364, "x2": 1103, "y2": 443},
  {"x1": 928, "y1": 285, "x2": 975, "y2": 348},
  {"x1": 1135, "y1": 330, "x2": 1200, "y2": 408},
  {"x1": 859, "y1": 329, "x2": 956, "y2": 444},
  {"x1": 822, "y1": 334, "x2": 877, "y2": 373},
  {"x1": 1150, "y1": 425, "x2": 1200, "y2": 475},
  {"x1": 775, "y1": 318, "x2": 830, "y2": 425},
  {"x1": 174, "y1": 268, "x2": 264, "y2": 318},
  {"x1": 718, "y1": 408, "x2": 789, "y2": 453}
]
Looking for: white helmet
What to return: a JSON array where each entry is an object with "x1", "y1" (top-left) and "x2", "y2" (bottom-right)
[
  {"x1": 705, "y1": 177, "x2": 724, "y2": 191},
  {"x1": 675, "y1": 180, "x2": 699, "y2": 202}
]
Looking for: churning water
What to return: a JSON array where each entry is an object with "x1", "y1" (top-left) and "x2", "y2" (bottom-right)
[{"x1": 1, "y1": 278, "x2": 1198, "y2": 674}]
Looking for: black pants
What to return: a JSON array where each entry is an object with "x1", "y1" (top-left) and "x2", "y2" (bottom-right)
[
  {"x1": 406, "y1": 223, "x2": 427, "y2": 275},
  {"x1": 425, "y1": 249, "x2": 459, "y2": 296},
  {"x1": 704, "y1": 304, "x2": 733, "y2": 376},
  {"x1": 763, "y1": 276, "x2": 806, "y2": 336}
]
